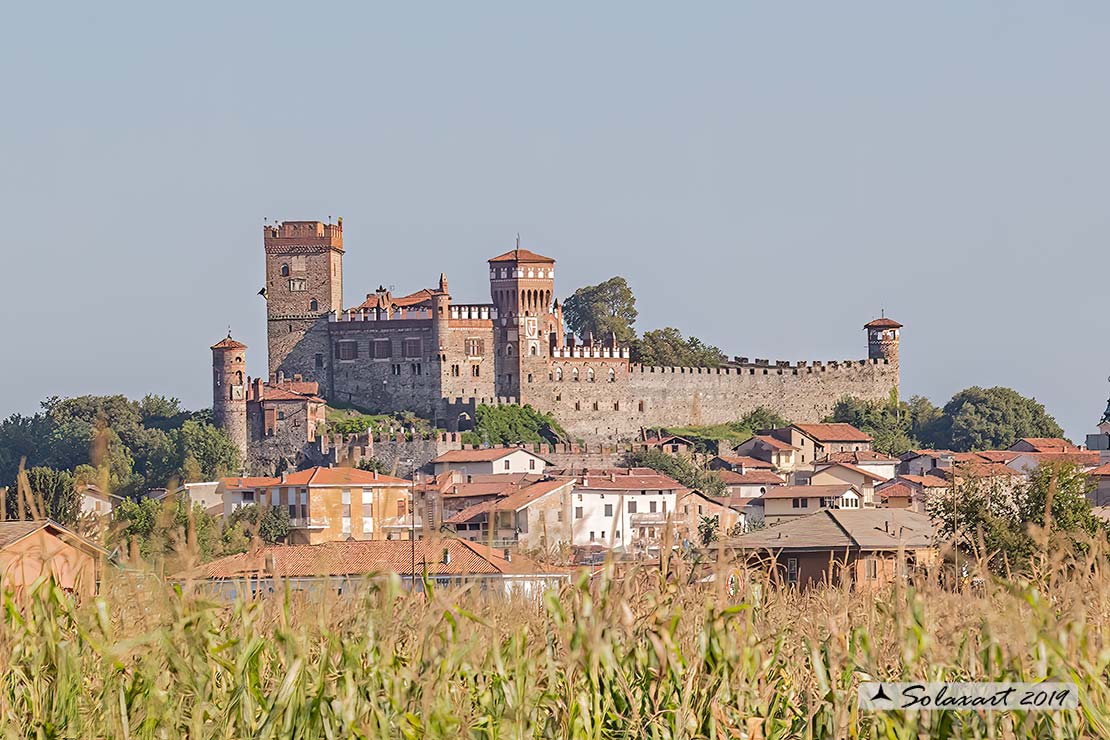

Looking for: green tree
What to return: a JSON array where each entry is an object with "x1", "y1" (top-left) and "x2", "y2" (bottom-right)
[
  {"x1": 224, "y1": 503, "x2": 290, "y2": 548},
  {"x1": 739, "y1": 407, "x2": 789, "y2": 434},
  {"x1": 626, "y1": 448, "x2": 725, "y2": 497},
  {"x1": 172, "y1": 420, "x2": 240, "y2": 481},
  {"x1": 632, "y1": 327, "x2": 727, "y2": 368},
  {"x1": 356, "y1": 457, "x2": 389, "y2": 474},
  {"x1": 111, "y1": 496, "x2": 225, "y2": 563},
  {"x1": 824, "y1": 396, "x2": 916, "y2": 455},
  {"x1": 697, "y1": 514, "x2": 720, "y2": 547},
  {"x1": 6, "y1": 466, "x2": 81, "y2": 524},
  {"x1": 930, "y1": 386, "x2": 1065, "y2": 452},
  {"x1": 562, "y1": 277, "x2": 638, "y2": 343},
  {"x1": 462, "y1": 405, "x2": 567, "y2": 446}
]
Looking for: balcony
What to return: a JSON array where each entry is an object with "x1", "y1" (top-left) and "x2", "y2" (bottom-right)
[
  {"x1": 288, "y1": 517, "x2": 326, "y2": 530},
  {"x1": 629, "y1": 513, "x2": 669, "y2": 527}
]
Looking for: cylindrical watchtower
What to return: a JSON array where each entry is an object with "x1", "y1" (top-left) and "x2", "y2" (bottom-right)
[
  {"x1": 865, "y1": 317, "x2": 902, "y2": 364},
  {"x1": 211, "y1": 333, "x2": 249, "y2": 470}
]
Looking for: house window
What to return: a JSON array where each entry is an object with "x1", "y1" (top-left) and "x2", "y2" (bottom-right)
[
  {"x1": 277, "y1": 411, "x2": 285, "y2": 421},
  {"x1": 504, "y1": 460, "x2": 511, "y2": 470},
  {"x1": 590, "y1": 532, "x2": 595, "y2": 541},
  {"x1": 787, "y1": 558, "x2": 799, "y2": 584},
  {"x1": 628, "y1": 501, "x2": 637, "y2": 513},
  {"x1": 289, "y1": 278, "x2": 307, "y2": 292},
  {"x1": 575, "y1": 506, "x2": 583, "y2": 519},
  {"x1": 615, "y1": 530, "x2": 621, "y2": 539},
  {"x1": 342, "y1": 490, "x2": 351, "y2": 517},
  {"x1": 403, "y1": 338, "x2": 422, "y2": 358},
  {"x1": 866, "y1": 558, "x2": 878, "y2": 580},
  {"x1": 243, "y1": 491, "x2": 254, "y2": 502},
  {"x1": 336, "y1": 341, "x2": 359, "y2": 361},
  {"x1": 792, "y1": 497, "x2": 802, "y2": 509},
  {"x1": 288, "y1": 504, "x2": 297, "y2": 518},
  {"x1": 465, "y1": 338, "x2": 484, "y2": 357},
  {"x1": 528, "y1": 459, "x2": 535, "y2": 470},
  {"x1": 802, "y1": 498, "x2": 809, "y2": 508},
  {"x1": 471, "y1": 365, "x2": 481, "y2": 377},
  {"x1": 604, "y1": 504, "x2": 613, "y2": 517},
  {"x1": 557, "y1": 510, "x2": 563, "y2": 522},
  {"x1": 373, "y1": 340, "x2": 392, "y2": 358},
  {"x1": 649, "y1": 501, "x2": 657, "y2": 513}
]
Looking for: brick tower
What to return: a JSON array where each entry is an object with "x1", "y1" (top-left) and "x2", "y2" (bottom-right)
[
  {"x1": 264, "y1": 219, "x2": 344, "y2": 388},
  {"x1": 488, "y1": 242, "x2": 557, "y2": 399},
  {"x1": 211, "y1": 333, "x2": 249, "y2": 469},
  {"x1": 865, "y1": 316, "x2": 902, "y2": 365}
]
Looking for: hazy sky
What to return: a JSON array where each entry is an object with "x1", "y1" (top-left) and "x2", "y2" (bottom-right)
[{"x1": 2, "y1": 2, "x2": 1108, "y2": 440}]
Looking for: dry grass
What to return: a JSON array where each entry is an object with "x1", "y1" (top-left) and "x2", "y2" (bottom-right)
[{"x1": 2, "y1": 545, "x2": 1109, "y2": 739}]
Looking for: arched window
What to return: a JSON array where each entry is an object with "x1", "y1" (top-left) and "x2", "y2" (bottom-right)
[
  {"x1": 608, "y1": 369, "x2": 616, "y2": 383},
  {"x1": 572, "y1": 368, "x2": 579, "y2": 382},
  {"x1": 587, "y1": 368, "x2": 595, "y2": 382},
  {"x1": 235, "y1": 370, "x2": 243, "y2": 385},
  {"x1": 280, "y1": 264, "x2": 290, "y2": 277},
  {"x1": 309, "y1": 298, "x2": 318, "y2": 311},
  {"x1": 555, "y1": 367, "x2": 563, "y2": 381},
  {"x1": 506, "y1": 345, "x2": 514, "y2": 356},
  {"x1": 530, "y1": 345, "x2": 538, "y2": 356}
]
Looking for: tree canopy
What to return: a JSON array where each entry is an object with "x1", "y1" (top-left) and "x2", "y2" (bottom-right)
[
  {"x1": 625, "y1": 448, "x2": 725, "y2": 497},
  {"x1": 461, "y1": 405, "x2": 568, "y2": 446},
  {"x1": 0, "y1": 394, "x2": 240, "y2": 503},
  {"x1": 562, "y1": 277, "x2": 638, "y2": 343},
  {"x1": 631, "y1": 327, "x2": 727, "y2": 368}
]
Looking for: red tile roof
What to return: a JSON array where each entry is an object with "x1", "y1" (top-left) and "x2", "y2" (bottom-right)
[
  {"x1": 749, "y1": 435, "x2": 796, "y2": 451},
  {"x1": 974, "y1": 450, "x2": 1022, "y2": 463},
  {"x1": 814, "y1": 462, "x2": 886, "y2": 482},
  {"x1": 356, "y1": 288, "x2": 436, "y2": 311},
  {"x1": 211, "y1": 335, "x2": 247, "y2": 350},
  {"x1": 761, "y1": 484, "x2": 856, "y2": 500},
  {"x1": 819, "y1": 450, "x2": 899, "y2": 465},
  {"x1": 488, "y1": 248, "x2": 554, "y2": 264},
  {"x1": 1089, "y1": 463, "x2": 1110, "y2": 477},
  {"x1": 792, "y1": 423, "x2": 873, "y2": 443},
  {"x1": 717, "y1": 470, "x2": 785, "y2": 486},
  {"x1": 714, "y1": 455, "x2": 774, "y2": 469},
  {"x1": 433, "y1": 447, "x2": 548, "y2": 464},
  {"x1": 279, "y1": 467, "x2": 410, "y2": 486},
  {"x1": 1014, "y1": 451, "x2": 1100, "y2": 466},
  {"x1": 1014, "y1": 437, "x2": 1081, "y2": 453},
  {"x1": 221, "y1": 476, "x2": 281, "y2": 489},
  {"x1": 496, "y1": 479, "x2": 575, "y2": 511},
  {"x1": 898, "y1": 474, "x2": 951, "y2": 489},
  {"x1": 864, "y1": 318, "x2": 903, "y2": 329},
  {"x1": 577, "y1": 473, "x2": 684, "y2": 491},
  {"x1": 877, "y1": 482, "x2": 915, "y2": 501},
  {"x1": 262, "y1": 386, "x2": 326, "y2": 403},
  {"x1": 189, "y1": 539, "x2": 554, "y2": 579}
]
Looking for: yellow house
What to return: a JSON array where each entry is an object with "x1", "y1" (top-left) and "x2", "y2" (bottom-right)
[
  {"x1": 257, "y1": 467, "x2": 413, "y2": 545},
  {"x1": 810, "y1": 462, "x2": 885, "y2": 506},
  {"x1": 0, "y1": 520, "x2": 105, "y2": 599}
]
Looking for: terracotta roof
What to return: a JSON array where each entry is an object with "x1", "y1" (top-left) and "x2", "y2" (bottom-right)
[
  {"x1": 0, "y1": 520, "x2": 107, "y2": 556},
  {"x1": 549, "y1": 467, "x2": 659, "y2": 478},
  {"x1": 717, "y1": 470, "x2": 785, "y2": 486},
  {"x1": 1013, "y1": 451, "x2": 1100, "y2": 466},
  {"x1": 211, "y1": 335, "x2": 247, "y2": 350},
  {"x1": 445, "y1": 500, "x2": 497, "y2": 524},
  {"x1": 189, "y1": 539, "x2": 554, "y2": 579},
  {"x1": 761, "y1": 484, "x2": 857, "y2": 500},
  {"x1": 577, "y1": 473, "x2": 684, "y2": 491},
  {"x1": 792, "y1": 423, "x2": 873, "y2": 443},
  {"x1": 496, "y1": 479, "x2": 575, "y2": 511},
  {"x1": 813, "y1": 462, "x2": 886, "y2": 482},
  {"x1": 1088, "y1": 463, "x2": 1110, "y2": 477},
  {"x1": 902, "y1": 449, "x2": 956, "y2": 460},
  {"x1": 819, "y1": 450, "x2": 899, "y2": 465},
  {"x1": 952, "y1": 461, "x2": 1024, "y2": 478},
  {"x1": 748, "y1": 435, "x2": 796, "y2": 451},
  {"x1": 355, "y1": 288, "x2": 436, "y2": 311},
  {"x1": 898, "y1": 474, "x2": 951, "y2": 489},
  {"x1": 877, "y1": 482, "x2": 915, "y2": 501},
  {"x1": 864, "y1": 318, "x2": 903, "y2": 329},
  {"x1": 278, "y1": 467, "x2": 410, "y2": 486},
  {"x1": 1013, "y1": 437, "x2": 1081, "y2": 453},
  {"x1": 729, "y1": 508, "x2": 933, "y2": 551},
  {"x1": 262, "y1": 386, "x2": 326, "y2": 403},
  {"x1": 221, "y1": 476, "x2": 281, "y2": 489},
  {"x1": 488, "y1": 248, "x2": 554, "y2": 264},
  {"x1": 432, "y1": 447, "x2": 548, "y2": 464},
  {"x1": 714, "y1": 455, "x2": 774, "y2": 469}
]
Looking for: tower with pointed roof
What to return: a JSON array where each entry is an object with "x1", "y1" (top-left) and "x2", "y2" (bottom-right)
[
  {"x1": 488, "y1": 241, "x2": 558, "y2": 398},
  {"x1": 865, "y1": 316, "x2": 902, "y2": 366},
  {"x1": 211, "y1": 334, "x2": 249, "y2": 468}
]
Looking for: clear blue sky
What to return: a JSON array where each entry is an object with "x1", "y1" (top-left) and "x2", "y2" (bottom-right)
[{"x1": 2, "y1": 2, "x2": 1108, "y2": 440}]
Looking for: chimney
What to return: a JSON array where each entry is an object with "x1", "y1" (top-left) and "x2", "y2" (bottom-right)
[
  {"x1": 502, "y1": 548, "x2": 512, "y2": 562},
  {"x1": 280, "y1": 472, "x2": 287, "y2": 484},
  {"x1": 442, "y1": 547, "x2": 451, "y2": 565}
]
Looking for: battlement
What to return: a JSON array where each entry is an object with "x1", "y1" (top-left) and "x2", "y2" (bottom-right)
[
  {"x1": 264, "y1": 219, "x2": 343, "y2": 252},
  {"x1": 332, "y1": 306, "x2": 434, "y2": 322},
  {"x1": 449, "y1": 304, "x2": 497, "y2": 321},
  {"x1": 633, "y1": 356, "x2": 890, "y2": 376},
  {"x1": 551, "y1": 346, "x2": 631, "y2": 360}
]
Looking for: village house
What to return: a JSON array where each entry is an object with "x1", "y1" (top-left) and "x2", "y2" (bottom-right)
[
  {"x1": 429, "y1": 472, "x2": 545, "y2": 524},
  {"x1": 715, "y1": 469, "x2": 785, "y2": 499},
  {"x1": 631, "y1": 435, "x2": 695, "y2": 457},
  {"x1": 567, "y1": 470, "x2": 686, "y2": 551},
  {"x1": 1008, "y1": 437, "x2": 1082, "y2": 454},
  {"x1": 431, "y1": 447, "x2": 550, "y2": 477},
  {"x1": 188, "y1": 538, "x2": 569, "y2": 596},
  {"x1": 814, "y1": 450, "x2": 898, "y2": 481},
  {"x1": 1004, "y1": 450, "x2": 1100, "y2": 476},
  {"x1": 709, "y1": 454, "x2": 775, "y2": 473},
  {"x1": 732, "y1": 435, "x2": 800, "y2": 472},
  {"x1": 725, "y1": 508, "x2": 936, "y2": 590},
  {"x1": 0, "y1": 520, "x2": 106, "y2": 599},
  {"x1": 810, "y1": 462, "x2": 885, "y2": 506},
  {"x1": 219, "y1": 476, "x2": 280, "y2": 518},
  {"x1": 444, "y1": 478, "x2": 576, "y2": 549},
  {"x1": 761, "y1": 484, "x2": 861, "y2": 525},
  {"x1": 252, "y1": 467, "x2": 414, "y2": 545},
  {"x1": 763, "y1": 424, "x2": 874, "y2": 467},
  {"x1": 77, "y1": 484, "x2": 124, "y2": 517},
  {"x1": 677, "y1": 490, "x2": 744, "y2": 543},
  {"x1": 875, "y1": 474, "x2": 949, "y2": 513}
]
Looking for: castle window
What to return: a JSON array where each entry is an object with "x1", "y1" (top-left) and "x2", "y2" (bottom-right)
[
  {"x1": 471, "y1": 365, "x2": 480, "y2": 377},
  {"x1": 391, "y1": 364, "x2": 402, "y2": 375},
  {"x1": 336, "y1": 341, "x2": 359, "y2": 361},
  {"x1": 403, "y1": 338, "x2": 423, "y2": 358},
  {"x1": 310, "y1": 299, "x2": 318, "y2": 311},
  {"x1": 613, "y1": 402, "x2": 620, "y2": 411},
  {"x1": 527, "y1": 373, "x2": 533, "y2": 383},
  {"x1": 608, "y1": 369, "x2": 616, "y2": 383},
  {"x1": 280, "y1": 264, "x2": 290, "y2": 277},
  {"x1": 554, "y1": 367, "x2": 562, "y2": 381},
  {"x1": 587, "y1": 368, "x2": 595, "y2": 382},
  {"x1": 592, "y1": 401, "x2": 599, "y2": 411},
  {"x1": 572, "y1": 368, "x2": 579, "y2": 382},
  {"x1": 638, "y1": 400, "x2": 645, "y2": 412},
  {"x1": 289, "y1": 278, "x2": 307, "y2": 292},
  {"x1": 465, "y1": 338, "x2": 484, "y2": 357},
  {"x1": 574, "y1": 401, "x2": 581, "y2": 411},
  {"x1": 315, "y1": 353, "x2": 324, "y2": 369},
  {"x1": 451, "y1": 364, "x2": 460, "y2": 377},
  {"x1": 373, "y1": 340, "x2": 392, "y2": 359},
  {"x1": 278, "y1": 411, "x2": 286, "y2": 421}
]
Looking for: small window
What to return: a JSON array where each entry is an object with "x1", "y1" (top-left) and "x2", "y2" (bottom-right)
[
  {"x1": 471, "y1": 365, "x2": 481, "y2": 377},
  {"x1": 608, "y1": 369, "x2": 616, "y2": 383},
  {"x1": 309, "y1": 298, "x2": 319, "y2": 311},
  {"x1": 587, "y1": 368, "x2": 595, "y2": 382},
  {"x1": 451, "y1": 364, "x2": 460, "y2": 376},
  {"x1": 866, "y1": 558, "x2": 878, "y2": 580},
  {"x1": 392, "y1": 364, "x2": 402, "y2": 376},
  {"x1": 314, "y1": 353, "x2": 324, "y2": 369},
  {"x1": 787, "y1": 558, "x2": 799, "y2": 584},
  {"x1": 504, "y1": 460, "x2": 511, "y2": 470},
  {"x1": 627, "y1": 501, "x2": 637, "y2": 513},
  {"x1": 604, "y1": 503, "x2": 613, "y2": 517},
  {"x1": 555, "y1": 367, "x2": 563, "y2": 381},
  {"x1": 280, "y1": 264, "x2": 290, "y2": 277},
  {"x1": 638, "y1": 400, "x2": 645, "y2": 412},
  {"x1": 575, "y1": 506, "x2": 583, "y2": 519},
  {"x1": 572, "y1": 368, "x2": 579, "y2": 382},
  {"x1": 649, "y1": 501, "x2": 657, "y2": 513},
  {"x1": 336, "y1": 341, "x2": 359, "y2": 361},
  {"x1": 528, "y1": 459, "x2": 535, "y2": 470}
]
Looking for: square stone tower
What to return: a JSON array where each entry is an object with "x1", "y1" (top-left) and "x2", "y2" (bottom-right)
[
  {"x1": 488, "y1": 244, "x2": 557, "y2": 399},
  {"x1": 264, "y1": 220, "x2": 344, "y2": 388}
]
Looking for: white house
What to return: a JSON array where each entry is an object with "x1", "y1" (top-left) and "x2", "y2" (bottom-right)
[
  {"x1": 569, "y1": 471, "x2": 685, "y2": 551},
  {"x1": 431, "y1": 447, "x2": 550, "y2": 477},
  {"x1": 78, "y1": 484, "x2": 123, "y2": 517}
]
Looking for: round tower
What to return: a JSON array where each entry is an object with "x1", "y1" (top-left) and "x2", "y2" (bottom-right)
[
  {"x1": 211, "y1": 333, "x2": 249, "y2": 470},
  {"x1": 432, "y1": 272, "x2": 451, "y2": 357},
  {"x1": 865, "y1": 317, "x2": 902, "y2": 364}
]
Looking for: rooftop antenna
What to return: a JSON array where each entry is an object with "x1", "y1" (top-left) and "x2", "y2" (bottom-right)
[
  {"x1": 516, "y1": 233, "x2": 521, "y2": 250},
  {"x1": 881, "y1": 307, "x2": 885, "y2": 318}
]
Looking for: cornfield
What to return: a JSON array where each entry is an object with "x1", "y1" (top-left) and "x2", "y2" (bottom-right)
[{"x1": 2, "y1": 545, "x2": 1109, "y2": 739}]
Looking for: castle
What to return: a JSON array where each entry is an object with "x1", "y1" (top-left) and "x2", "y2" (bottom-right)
[{"x1": 213, "y1": 218, "x2": 901, "y2": 467}]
